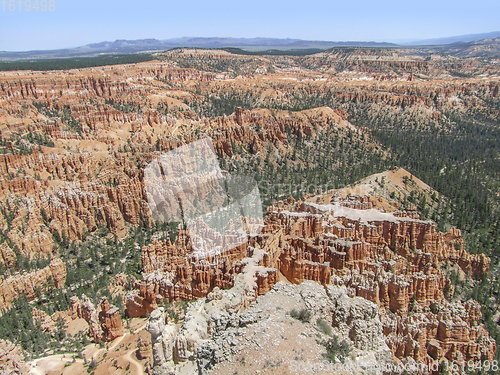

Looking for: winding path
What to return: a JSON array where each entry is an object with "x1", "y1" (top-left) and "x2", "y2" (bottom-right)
[
  {"x1": 124, "y1": 349, "x2": 145, "y2": 375},
  {"x1": 28, "y1": 319, "x2": 148, "y2": 374},
  {"x1": 29, "y1": 354, "x2": 84, "y2": 375}
]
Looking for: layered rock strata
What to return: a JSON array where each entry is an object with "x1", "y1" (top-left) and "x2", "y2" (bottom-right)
[
  {"x1": 69, "y1": 295, "x2": 123, "y2": 342},
  {"x1": 0, "y1": 258, "x2": 66, "y2": 311},
  {"x1": 139, "y1": 191, "x2": 495, "y2": 366}
]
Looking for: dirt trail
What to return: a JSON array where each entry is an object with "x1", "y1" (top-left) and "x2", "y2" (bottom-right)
[
  {"x1": 28, "y1": 319, "x2": 149, "y2": 374},
  {"x1": 124, "y1": 349, "x2": 144, "y2": 375},
  {"x1": 29, "y1": 354, "x2": 84, "y2": 375},
  {"x1": 92, "y1": 334, "x2": 126, "y2": 360}
]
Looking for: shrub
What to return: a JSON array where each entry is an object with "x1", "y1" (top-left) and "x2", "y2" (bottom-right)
[
  {"x1": 317, "y1": 319, "x2": 332, "y2": 336},
  {"x1": 323, "y1": 336, "x2": 351, "y2": 363},
  {"x1": 87, "y1": 358, "x2": 97, "y2": 372},
  {"x1": 290, "y1": 308, "x2": 311, "y2": 323}
]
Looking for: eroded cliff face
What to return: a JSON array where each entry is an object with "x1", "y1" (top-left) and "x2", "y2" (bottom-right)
[
  {"x1": 0, "y1": 90, "x2": 354, "y2": 260},
  {"x1": 0, "y1": 68, "x2": 363, "y2": 317},
  {"x1": 0, "y1": 49, "x2": 498, "y2": 372},
  {"x1": 138, "y1": 188, "x2": 495, "y2": 366},
  {"x1": 0, "y1": 258, "x2": 66, "y2": 311},
  {"x1": 98, "y1": 298, "x2": 124, "y2": 341},
  {"x1": 69, "y1": 295, "x2": 124, "y2": 342},
  {"x1": 0, "y1": 50, "x2": 496, "y2": 310},
  {"x1": 2, "y1": 48, "x2": 495, "y2": 260},
  {"x1": 383, "y1": 299, "x2": 495, "y2": 365},
  {"x1": 0, "y1": 339, "x2": 28, "y2": 375}
]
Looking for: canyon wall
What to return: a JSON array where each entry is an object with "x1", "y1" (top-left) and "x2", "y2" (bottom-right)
[{"x1": 138, "y1": 192, "x2": 496, "y2": 364}]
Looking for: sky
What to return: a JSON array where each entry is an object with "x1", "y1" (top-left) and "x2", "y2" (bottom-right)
[{"x1": 0, "y1": 0, "x2": 499, "y2": 51}]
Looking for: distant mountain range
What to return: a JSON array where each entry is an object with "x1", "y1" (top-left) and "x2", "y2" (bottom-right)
[
  {"x1": 1, "y1": 32, "x2": 500, "y2": 61},
  {"x1": 404, "y1": 31, "x2": 500, "y2": 45},
  {"x1": 0, "y1": 38, "x2": 396, "y2": 60}
]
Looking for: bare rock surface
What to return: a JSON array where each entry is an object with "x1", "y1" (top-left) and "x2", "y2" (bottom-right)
[
  {"x1": 0, "y1": 339, "x2": 28, "y2": 375},
  {"x1": 198, "y1": 281, "x2": 391, "y2": 374},
  {"x1": 146, "y1": 279, "x2": 391, "y2": 374}
]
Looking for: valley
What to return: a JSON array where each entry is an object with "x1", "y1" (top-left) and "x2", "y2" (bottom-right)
[{"x1": 0, "y1": 45, "x2": 499, "y2": 374}]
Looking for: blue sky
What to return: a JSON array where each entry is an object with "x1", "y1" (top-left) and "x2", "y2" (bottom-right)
[{"x1": 0, "y1": 0, "x2": 499, "y2": 51}]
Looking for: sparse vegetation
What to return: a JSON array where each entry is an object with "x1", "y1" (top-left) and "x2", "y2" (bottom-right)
[
  {"x1": 290, "y1": 308, "x2": 312, "y2": 323},
  {"x1": 323, "y1": 335, "x2": 351, "y2": 363},
  {"x1": 0, "y1": 45, "x2": 500, "y2": 372},
  {"x1": 0, "y1": 54, "x2": 154, "y2": 71},
  {"x1": 316, "y1": 319, "x2": 332, "y2": 336}
]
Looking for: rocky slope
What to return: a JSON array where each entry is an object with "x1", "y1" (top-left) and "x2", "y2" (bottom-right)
[
  {"x1": 0, "y1": 339, "x2": 28, "y2": 375},
  {"x1": 0, "y1": 60, "x2": 378, "y2": 316},
  {"x1": 135, "y1": 177, "x2": 495, "y2": 372},
  {"x1": 0, "y1": 49, "x2": 497, "y2": 263},
  {"x1": 0, "y1": 258, "x2": 66, "y2": 311},
  {"x1": 0, "y1": 48, "x2": 498, "y2": 373},
  {"x1": 69, "y1": 295, "x2": 123, "y2": 343},
  {"x1": 147, "y1": 280, "x2": 391, "y2": 375}
]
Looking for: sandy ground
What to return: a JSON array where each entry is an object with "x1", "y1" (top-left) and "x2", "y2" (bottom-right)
[
  {"x1": 209, "y1": 285, "x2": 351, "y2": 375},
  {"x1": 28, "y1": 318, "x2": 149, "y2": 375},
  {"x1": 307, "y1": 167, "x2": 439, "y2": 215}
]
